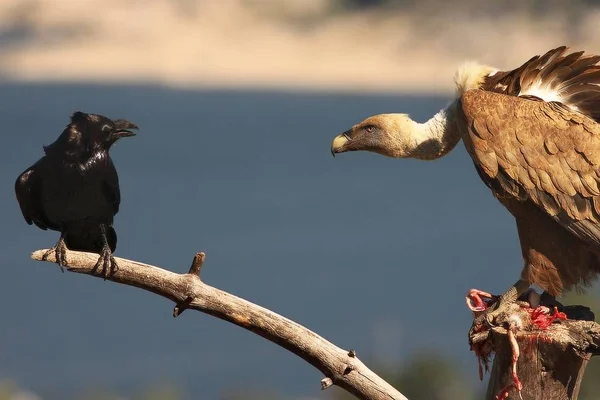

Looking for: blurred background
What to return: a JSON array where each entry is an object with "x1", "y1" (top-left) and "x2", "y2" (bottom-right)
[{"x1": 1, "y1": 0, "x2": 600, "y2": 399}]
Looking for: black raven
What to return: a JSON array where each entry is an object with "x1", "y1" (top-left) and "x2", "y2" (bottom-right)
[{"x1": 15, "y1": 111, "x2": 138, "y2": 278}]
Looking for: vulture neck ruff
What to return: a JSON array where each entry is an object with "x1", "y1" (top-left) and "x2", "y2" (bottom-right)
[
  {"x1": 405, "y1": 102, "x2": 462, "y2": 160},
  {"x1": 397, "y1": 62, "x2": 496, "y2": 160}
]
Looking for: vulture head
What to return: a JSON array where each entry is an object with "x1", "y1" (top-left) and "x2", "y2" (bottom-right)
[
  {"x1": 330, "y1": 61, "x2": 498, "y2": 161},
  {"x1": 331, "y1": 113, "x2": 424, "y2": 159}
]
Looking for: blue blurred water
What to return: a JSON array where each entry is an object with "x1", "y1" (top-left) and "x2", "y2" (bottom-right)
[{"x1": 0, "y1": 82, "x2": 560, "y2": 399}]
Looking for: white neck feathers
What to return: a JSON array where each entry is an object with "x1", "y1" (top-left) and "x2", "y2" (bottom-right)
[
  {"x1": 405, "y1": 62, "x2": 497, "y2": 159},
  {"x1": 405, "y1": 102, "x2": 462, "y2": 160},
  {"x1": 454, "y1": 61, "x2": 497, "y2": 95},
  {"x1": 382, "y1": 62, "x2": 501, "y2": 160}
]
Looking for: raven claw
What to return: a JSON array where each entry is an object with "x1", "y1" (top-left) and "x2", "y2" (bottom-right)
[
  {"x1": 93, "y1": 245, "x2": 118, "y2": 280},
  {"x1": 42, "y1": 238, "x2": 68, "y2": 273}
]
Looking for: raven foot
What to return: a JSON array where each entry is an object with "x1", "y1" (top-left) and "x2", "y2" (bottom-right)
[
  {"x1": 42, "y1": 237, "x2": 68, "y2": 272},
  {"x1": 92, "y1": 244, "x2": 118, "y2": 280}
]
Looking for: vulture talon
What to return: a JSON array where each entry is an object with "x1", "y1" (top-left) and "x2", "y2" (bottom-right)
[{"x1": 475, "y1": 280, "x2": 531, "y2": 329}]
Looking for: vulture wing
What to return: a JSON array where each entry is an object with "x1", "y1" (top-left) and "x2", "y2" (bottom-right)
[
  {"x1": 483, "y1": 46, "x2": 600, "y2": 122},
  {"x1": 14, "y1": 158, "x2": 55, "y2": 231},
  {"x1": 460, "y1": 89, "x2": 600, "y2": 249}
]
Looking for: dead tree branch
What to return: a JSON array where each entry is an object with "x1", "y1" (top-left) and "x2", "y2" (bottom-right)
[{"x1": 31, "y1": 248, "x2": 408, "y2": 400}]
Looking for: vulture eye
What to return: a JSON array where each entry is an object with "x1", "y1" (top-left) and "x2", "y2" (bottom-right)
[{"x1": 364, "y1": 125, "x2": 376, "y2": 133}]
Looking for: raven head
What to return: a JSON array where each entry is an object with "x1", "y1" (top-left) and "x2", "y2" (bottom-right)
[
  {"x1": 69, "y1": 111, "x2": 139, "y2": 150},
  {"x1": 43, "y1": 111, "x2": 139, "y2": 160}
]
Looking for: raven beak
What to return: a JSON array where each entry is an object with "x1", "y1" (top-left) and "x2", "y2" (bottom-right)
[
  {"x1": 331, "y1": 131, "x2": 350, "y2": 157},
  {"x1": 111, "y1": 119, "x2": 139, "y2": 139}
]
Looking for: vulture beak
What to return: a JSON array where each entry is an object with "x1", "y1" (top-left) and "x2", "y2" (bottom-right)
[
  {"x1": 111, "y1": 119, "x2": 139, "y2": 139},
  {"x1": 331, "y1": 131, "x2": 351, "y2": 157}
]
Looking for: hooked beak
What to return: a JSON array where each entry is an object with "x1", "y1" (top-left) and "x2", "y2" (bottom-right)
[
  {"x1": 111, "y1": 119, "x2": 139, "y2": 139},
  {"x1": 331, "y1": 131, "x2": 351, "y2": 157}
]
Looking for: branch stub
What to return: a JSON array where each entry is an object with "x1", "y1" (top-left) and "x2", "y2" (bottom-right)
[
  {"x1": 321, "y1": 377, "x2": 333, "y2": 390},
  {"x1": 188, "y1": 252, "x2": 206, "y2": 276}
]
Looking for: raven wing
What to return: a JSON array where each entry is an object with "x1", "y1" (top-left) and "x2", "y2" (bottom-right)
[
  {"x1": 102, "y1": 157, "x2": 121, "y2": 216},
  {"x1": 15, "y1": 158, "x2": 55, "y2": 230}
]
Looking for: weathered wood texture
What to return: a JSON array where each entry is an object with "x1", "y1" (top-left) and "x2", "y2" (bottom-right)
[
  {"x1": 31, "y1": 249, "x2": 408, "y2": 400},
  {"x1": 472, "y1": 304, "x2": 600, "y2": 400}
]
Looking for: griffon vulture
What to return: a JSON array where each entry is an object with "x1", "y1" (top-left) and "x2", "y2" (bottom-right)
[{"x1": 330, "y1": 46, "x2": 600, "y2": 328}]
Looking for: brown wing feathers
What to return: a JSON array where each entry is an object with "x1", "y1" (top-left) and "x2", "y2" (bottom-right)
[
  {"x1": 461, "y1": 90, "x2": 600, "y2": 236},
  {"x1": 483, "y1": 46, "x2": 600, "y2": 122}
]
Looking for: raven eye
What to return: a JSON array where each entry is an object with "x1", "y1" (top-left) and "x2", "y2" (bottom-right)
[
  {"x1": 365, "y1": 125, "x2": 375, "y2": 133},
  {"x1": 101, "y1": 124, "x2": 111, "y2": 132}
]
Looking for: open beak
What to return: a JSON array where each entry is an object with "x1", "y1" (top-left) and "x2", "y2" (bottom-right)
[
  {"x1": 331, "y1": 131, "x2": 351, "y2": 157},
  {"x1": 111, "y1": 119, "x2": 139, "y2": 139}
]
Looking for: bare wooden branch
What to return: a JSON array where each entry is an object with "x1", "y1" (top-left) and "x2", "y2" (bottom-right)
[
  {"x1": 173, "y1": 252, "x2": 206, "y2": 317},
  {"x1": 31, "y1": 248, "x2": 408, "y2": 400}
]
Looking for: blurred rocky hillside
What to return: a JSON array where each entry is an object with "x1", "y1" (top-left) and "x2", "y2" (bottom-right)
[{"x1": 2, "y1": 0, "x2": 600, "y2": 93}]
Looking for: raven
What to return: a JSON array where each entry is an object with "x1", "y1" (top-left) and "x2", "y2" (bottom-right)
[{"x1": 15, "y1": 111, "x2": 138, "y2": 278}]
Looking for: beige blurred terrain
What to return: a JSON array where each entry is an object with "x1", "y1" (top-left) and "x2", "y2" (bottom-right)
[{"x1": 2, "y1": 0, "x2": 600, "y2": 94}]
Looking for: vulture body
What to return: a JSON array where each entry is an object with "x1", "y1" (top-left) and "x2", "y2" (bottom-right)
[
  {"x1": 15, "y1": 111, "x2": 138, "y2": 277},
  {"x1": 330, "y1": 46, "x2": 600, "y2": 324}
]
